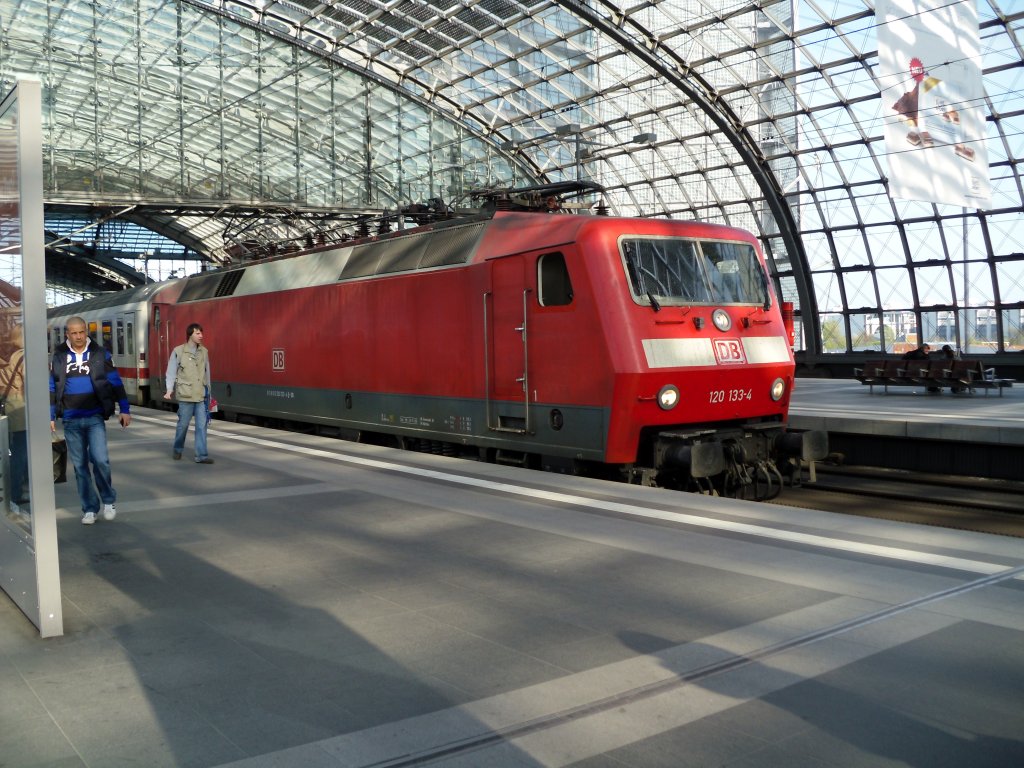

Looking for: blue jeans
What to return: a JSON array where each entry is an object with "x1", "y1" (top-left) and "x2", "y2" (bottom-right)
[
  {"x1": 173, "y1": 400, "x2": 209, "y2": 461},
  {"x1": 63, "y1": 414, "x2": 115, "y2": 515}
]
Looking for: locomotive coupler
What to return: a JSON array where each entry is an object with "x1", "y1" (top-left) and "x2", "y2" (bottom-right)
[
  {"x1": 656, "y1": 430, "x2": 727, "y2": 478},
  {"x1": 774, "y1": 429, "x2": 829, "y2": 462},
  {"x1": 773, "y1": 428, "x2": 829, "y2": 486}
]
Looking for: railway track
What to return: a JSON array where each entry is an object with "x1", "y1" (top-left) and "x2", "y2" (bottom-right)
[
  {"x1": 772, "y1": 464, "x2": 1024, "y2": 537},
  {"x1": 219, "y1": 410, "x2": 1023, "y2": 536}
]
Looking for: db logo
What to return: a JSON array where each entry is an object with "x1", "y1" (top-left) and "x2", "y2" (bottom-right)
[
  {"x1": 272, "y1": 348, "x2": 285, "y2": 371},
  {"x1": 713, "y1": 339, "x2": 746, "y2": 364}
]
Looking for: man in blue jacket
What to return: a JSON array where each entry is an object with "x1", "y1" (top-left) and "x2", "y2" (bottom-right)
[{"x1": 50, "y1": 316, "x2": 132, "y2": 525}]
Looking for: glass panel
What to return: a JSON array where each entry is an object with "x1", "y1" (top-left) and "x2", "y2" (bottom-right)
[
  {"x1": 840, "y1": 270, "x2": 877, "y2": 310},
  {"x1": 913, "y1": 266, "x2": 953, "y2": 305},
  {"x1": 968, "y1": 308, "x2": 998, "y2": 354},
  {"x1": 876, "y1": 267, "x2": 913, "y2": 311},
  {"x1": 812, "y1": 269, "x2": 843, "y2": 316},
  {"x1": 1, "y1": 96, "x2": 29, "y2": 528},
  {"x1": 849, "y1": 311, "x2": 884, "y2": 352},
  {"x1": 819, "y1": 312, "x2": 847, "y2": 353},
  {"x1": 921, "y1": 310, "x2": 958, "y2": 350},
  {"x1": 1002, "y1": 310, "x2": 1024, "y2": 351},
  {"x1": 887, "y1": 310, "x2": 920, "y2": 355},
  {"x1": 0, "y1": 312, "x2": 28, "y2": 513},
  {"x1": 864, "y1": 226, "x2": 906, "y2": 267},
  {"x1": 961, "y1": 260, "x2": 995, "y2": 306},
  {"x1": 995, "y1": 262, "x2": 1024, "y2": 304},
  {"x1": 904, "y1": 221, "x2": 947, "y2": 263},
  {"x1": 803, "y1": 231, "x2": 837, "y2": 272}
]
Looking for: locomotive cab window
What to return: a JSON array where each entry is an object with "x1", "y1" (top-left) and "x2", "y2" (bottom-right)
[
  {"x1": 699, "y1": 241, "x2": 767, "y2": 305},
  {"x1": 537, "y1": 252, "x2": 573, "y2": 307},
  {"x1": 621, "y1": 237, "x2": 768, "y2": 307}
]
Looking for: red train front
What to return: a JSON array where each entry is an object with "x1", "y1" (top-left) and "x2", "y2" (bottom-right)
[{"x1": 48, "y1": 188, "x2": 826, "y2": 499}]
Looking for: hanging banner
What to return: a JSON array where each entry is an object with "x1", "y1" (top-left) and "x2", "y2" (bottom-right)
[{"x1": 877, "y1": 0, "x2": 990, "y2": 208}]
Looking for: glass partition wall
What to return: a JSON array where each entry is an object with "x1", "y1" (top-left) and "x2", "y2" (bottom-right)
[{"x1": 0, "y1": 78, "x2": 63, "y2": 638}]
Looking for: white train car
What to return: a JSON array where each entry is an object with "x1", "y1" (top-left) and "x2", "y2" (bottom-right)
[{"x1": 48, "y1": 283, "x2": 168, "y2": 407}]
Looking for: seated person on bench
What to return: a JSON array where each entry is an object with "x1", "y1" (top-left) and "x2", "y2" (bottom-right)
[{"x1": 902, "y1": 343, "x2": 930, "y2": 360}]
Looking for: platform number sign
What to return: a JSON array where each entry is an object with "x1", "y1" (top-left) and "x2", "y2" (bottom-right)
[
  {"x1": 272, "y1": 348, "x2": 285, "y2": 371},
  {"x1": 713, "y1": 338, "x2": 746, "y2": 364}
]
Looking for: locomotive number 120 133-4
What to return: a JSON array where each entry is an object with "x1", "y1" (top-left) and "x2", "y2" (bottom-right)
[{"x1": 709, "y1": 388, "x2": 752, "y2": 403}]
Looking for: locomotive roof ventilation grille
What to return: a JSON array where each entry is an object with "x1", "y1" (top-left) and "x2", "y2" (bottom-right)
[
  {"x1": 177, "y1": 269, "x2": 247, "y2": 302},
  {"x1": 215, "y1": 269, "x2": 246, "y2": 297},
  {"x1": 338, "y1": 222, "x2": 486, "y2": 281}
]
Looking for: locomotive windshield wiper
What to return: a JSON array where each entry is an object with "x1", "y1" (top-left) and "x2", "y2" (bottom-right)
[
  {"x1": 623, "y1": 245, "x2": 657, "y2": 311},
  {"x1": 759, "y1": 267, "x2": 772, "y2": 311}
]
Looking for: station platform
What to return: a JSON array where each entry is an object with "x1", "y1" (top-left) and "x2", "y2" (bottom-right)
[
  {"x1": 2, "y1": 409, "x2": 1024, "y2": 767},
  {"x1": 788, "y1": 376, "x2": 1024, "y2": 445}
]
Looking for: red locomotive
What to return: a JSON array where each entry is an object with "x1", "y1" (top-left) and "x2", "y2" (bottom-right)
[{"x1": 48, "y1": 184, "x2": 826, "y2": 499}]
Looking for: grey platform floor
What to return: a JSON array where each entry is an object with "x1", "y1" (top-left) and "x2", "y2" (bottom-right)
[
  {"x1": 788, "y1": 376, "x2": 1024, "y2": 445},
  {"x1": 2, "y1": 409, "x2": 1023, "y2": 767}
]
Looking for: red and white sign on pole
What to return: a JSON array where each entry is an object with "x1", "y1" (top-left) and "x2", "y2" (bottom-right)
[{"x1": 877, "y1": 0, "x2": 990, "y2": 209}]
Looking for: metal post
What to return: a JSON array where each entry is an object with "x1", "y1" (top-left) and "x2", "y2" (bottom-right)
[
  {"x1": 961, "y1": 209, "x2": 969, "y2": 354},
  {"x1": 482, "y1": 292, "x2": 492, "y2": 430}
]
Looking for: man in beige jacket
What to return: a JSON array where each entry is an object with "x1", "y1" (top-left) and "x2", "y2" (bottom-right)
[{"x1": 164, "y1": 323, "x2": 213, "y2": 464}]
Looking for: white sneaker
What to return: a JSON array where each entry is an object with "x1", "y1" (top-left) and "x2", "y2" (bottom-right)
[
  {"x1": 101, "y1": 503, "x2": 117, "y2": 521},
  {"x1": 82, "y1": 512, "x2": 97, "y2": 525}
]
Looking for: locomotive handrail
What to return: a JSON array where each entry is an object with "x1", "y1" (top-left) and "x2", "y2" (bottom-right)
[
  {"x1": 483, "y1": 288, "x2": 533, "y2": 435},
  {"x1": 483, "y1": 290, "x2": 492, "y2": 431},
  {"x1": 521, "y1": 288, "x2": 532, "y2": 436}
]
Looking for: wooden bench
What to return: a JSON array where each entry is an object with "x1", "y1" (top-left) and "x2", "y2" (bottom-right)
[{"x1": 853, "y1": 358, "x2": 1014, "y2": 396}]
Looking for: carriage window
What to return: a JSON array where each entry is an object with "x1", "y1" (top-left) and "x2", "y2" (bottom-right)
[
  {"x1": 537, "y1": 252, "x2": 573, "y2": 307},
  {"x1": 101, "y1": 320, "x2": 113, "y2": 350},
  {"x1": 126, "y1": 321, "x2": 134, "y2": 355},
  {"x1": 621, "y1": 237, "x2": 767, "y2": 306},
  {"x1": 115, "y1": 319, "x2": 125, "y2": 355}
]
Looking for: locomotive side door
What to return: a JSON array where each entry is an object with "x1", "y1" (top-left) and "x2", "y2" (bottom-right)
[{"x1": 486, "y1": 256, "x2": 531, "y2": 433}]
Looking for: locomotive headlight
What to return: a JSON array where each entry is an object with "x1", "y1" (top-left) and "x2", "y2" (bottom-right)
[
  {"x1": 658, "y1": 384, "x2": 680, "y2": 410},
  {"x1": 711, "y1": 308, "x2": 732, "y2": 332},
  {"x1": 770, "y1": 377, "x2": 786, "y2": 401}
]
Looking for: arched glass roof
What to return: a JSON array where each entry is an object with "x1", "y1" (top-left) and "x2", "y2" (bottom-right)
[{"x1": 0, "y1": 0, "x2": 1021, "y2": 359}]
